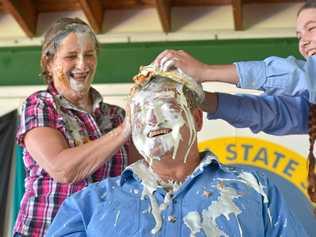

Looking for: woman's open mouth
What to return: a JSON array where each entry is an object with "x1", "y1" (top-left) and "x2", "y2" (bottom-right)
[{"x1": 69, "y1": 72, "x2": 89, "y2": 81}]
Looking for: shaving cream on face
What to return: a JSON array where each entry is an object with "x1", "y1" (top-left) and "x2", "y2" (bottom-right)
[
  {"x1": 51, "y1": 32, "x2": 97, "y2": 99},
  {"x1": 68, "y1": 32, "x2": 96, "y2": 93},
  {"x1": 128, "y1": 78, "x2": 199, "y2": 234},
  {"x1": 131, "y1": 78, "x2": 196, "y2": 166},
  {"x1": 69, "y1": 76, "x2": 86, "y2": 92}
]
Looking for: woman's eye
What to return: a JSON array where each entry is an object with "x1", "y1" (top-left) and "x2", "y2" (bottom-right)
[
  {"x1": 65, "y1": 55, "x2": 77, "y2": 59},
  {"x1": 85, "y1": 54, "x2": 95, "y2": 58}
]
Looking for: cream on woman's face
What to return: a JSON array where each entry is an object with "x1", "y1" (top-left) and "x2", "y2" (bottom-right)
[
  {"x1": 48, "y1": 32, "x2": 97, "y2": 98},
  {"x1": 131, "y1": 79, "x2": 196, "y2": 165}
]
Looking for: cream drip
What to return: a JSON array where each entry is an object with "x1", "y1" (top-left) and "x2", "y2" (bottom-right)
[
  {"x1": 183, "y1": 183, "x2": 242, "y2": 237},
  {"x1": 183, "y1": 211, "x2": 202, "y2": 237},
  {"x1": 216, "y1": 171, "x2": 272, "y2": 224},
  {"x1": 130, "y1": 161, "x2": 181, "y2": 234}
]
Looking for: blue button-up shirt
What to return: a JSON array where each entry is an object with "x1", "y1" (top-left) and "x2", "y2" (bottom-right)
[
  {"x1": 236, "y1": 55, "x2": 316, "y2": 103},
  {"x1": 208, "y1": 55, "x2": 314, "y2": 135},
  {"x1": 208, "y1": 93, "x2": 309, "y2": 135},
  {"x1": 46, "y1": 151, "x2": 307, "y2": 237}
]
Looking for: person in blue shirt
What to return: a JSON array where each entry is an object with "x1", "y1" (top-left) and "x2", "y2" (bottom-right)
[
  {"x1": 46, "y1": 65, "x2": 308, "y2": 237},
  {"x1": 154, "y1": 1, "x2": 316, "y2": 205}
]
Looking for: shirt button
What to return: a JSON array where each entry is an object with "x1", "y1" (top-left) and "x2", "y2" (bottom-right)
[
  {"x1": 167, "y1": 215, "x2": 176, "y2": 223},
  {"x1": 202, "y1": 190, "x2": 212, "y2": 198}
]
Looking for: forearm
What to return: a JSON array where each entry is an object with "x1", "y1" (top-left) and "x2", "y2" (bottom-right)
[
  {"x1": 154, "y1": 50, "x2": 239, "y2": 84},
  {"x1": 54, "y1": 125, "x2": 129, "y2": 183},
  {"x1": 207, "y1": 93, "x2": 309, "y2": 135},
  {"x1": 201, "y1": 64, "x2": 239, "y2": 84},
  {"x1": 26, "y1": 124, "x2": 130, "y2": 183}
]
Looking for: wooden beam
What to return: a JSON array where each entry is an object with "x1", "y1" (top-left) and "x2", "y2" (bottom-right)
[
  {"x1": 245, "y1": 0, "x2": 303, "y2": 3},
  {"x1": 35, "y1": 0, "x2": 81, "y2": 12},
  {"x1": 172, "y1": 0, "x2": 231, "y2": 6},
  {"x1": 155, "y1": 0, "x2": 171, "y2": 33},
  {"x1": 142, "y1": 0, "x2": 155, "y2": 5},
  {"x1": 2, "y1": 0, "x2": 37, "y2": 37},
  {"x1": 232, "y1": 0, "x2": 243, "y2": 31},
  {"x1": 104, "y1": 0, "x2": 142, "y2": 9},
  {"x1": 102, "y1": 0, "x2": 155, "y2": 10},
  {"x1": 78, "y1": 0, "x2": 104, "y2": 33},
  {"x1": 0, "y1": 2, "x2": 4, "y2": 12}
]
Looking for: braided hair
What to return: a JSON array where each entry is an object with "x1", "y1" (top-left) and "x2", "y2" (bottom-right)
[
  {"x1": 308, "y1": 104, "x2": 316, "y2": 204},
  {"x1": 298, "y1": 0, "x2": 316, "y2": 206}
]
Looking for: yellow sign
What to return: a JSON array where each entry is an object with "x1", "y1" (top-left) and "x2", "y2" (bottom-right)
[{"x1": 198, "y1": 136, "x2": 308, "y2": 197}]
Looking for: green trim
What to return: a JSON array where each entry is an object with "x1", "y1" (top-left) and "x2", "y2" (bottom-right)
[
  {"x1": 0, "y1": 38, "x2": 301, "y2": 86},
  {"x1": 12, "y1": 145, "x2": 25, "y2": 232}
]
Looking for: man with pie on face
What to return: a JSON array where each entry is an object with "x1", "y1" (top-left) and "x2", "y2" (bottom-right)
[{"x1": 46, "y1": 65, "x2": 308, "y2": 237}]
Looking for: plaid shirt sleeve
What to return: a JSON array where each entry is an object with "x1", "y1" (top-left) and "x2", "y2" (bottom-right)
[
  {"x1": 110, "y1": 105, "x2": 125, "y2": 127},
  {"x1": 17, "y1": 92, "x2": 59, "y2": 147}
]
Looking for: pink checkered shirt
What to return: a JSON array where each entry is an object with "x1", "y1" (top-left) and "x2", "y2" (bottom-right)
[{"x1": 13, "y1": 83, "x2": 129, "y2": 237}]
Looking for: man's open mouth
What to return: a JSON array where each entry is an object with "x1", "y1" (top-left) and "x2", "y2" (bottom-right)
[{"x1": 147, "y1": 128, "x2": 172, "y2": 138}]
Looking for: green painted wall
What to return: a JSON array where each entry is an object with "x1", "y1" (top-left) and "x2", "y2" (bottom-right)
[{"x1": 0, "y1": 38, "x2": 302, "y2": 86}]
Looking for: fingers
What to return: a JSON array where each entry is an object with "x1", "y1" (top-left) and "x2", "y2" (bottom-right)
[
  {"x1": 159, "y1": 55, "x2": 170, "y2": 68},
  {"x1": 177, "y1": 50, "x2": 187, "y2": 56},
  {"x1": 154, "y1": 49, "x2": 185, "y2": 71},
  {"x1": 154, "y1": 49, "x2": 169, "y2": 67},
  {"x1": 308, "y1": 49, "x2": 316, "y2": 57},
  {"x1": 161, "y1": 59, "x2": 174, "y2": 72},
  {"x1": 303, "y1": 44, "x2": 316, "y2": 57}
]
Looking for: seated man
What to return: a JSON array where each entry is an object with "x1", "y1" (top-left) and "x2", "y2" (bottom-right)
[{"x1": 46, "y1": 65, "x2": 308, "y2": 237}]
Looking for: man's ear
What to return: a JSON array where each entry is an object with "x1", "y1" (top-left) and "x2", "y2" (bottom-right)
[{"x1": 192, "y1": 108, "x2": 203, "y2": 132}]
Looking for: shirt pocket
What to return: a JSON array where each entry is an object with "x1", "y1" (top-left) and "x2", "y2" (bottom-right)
[{"x1": 88, "y1": 198, "x2": 140, "y2": 237}]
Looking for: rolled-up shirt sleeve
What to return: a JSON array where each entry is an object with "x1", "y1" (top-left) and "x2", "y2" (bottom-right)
[
  {"x1": 235, "y1": 60, "x2": 267, "y2": 89},
  {"x1": 207, "y1": 92, "x2": 309, "y2": 135},
  {"x1": 234, "y1": 56, "x2": 316, "y2": 100}
]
